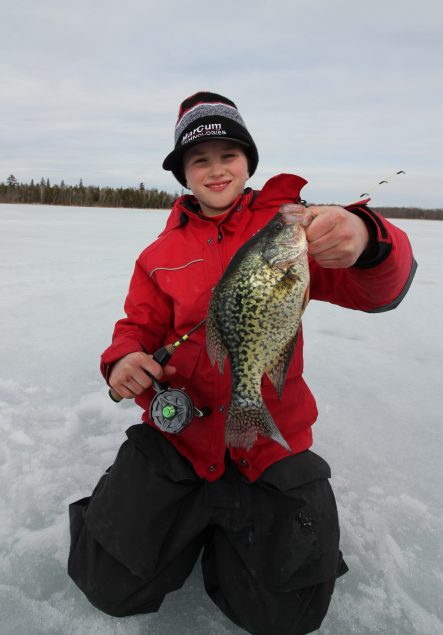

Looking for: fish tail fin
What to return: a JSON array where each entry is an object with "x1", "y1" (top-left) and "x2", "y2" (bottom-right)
[{"x1": 225, "y1": 399, "x2": 291, "y2": 451}]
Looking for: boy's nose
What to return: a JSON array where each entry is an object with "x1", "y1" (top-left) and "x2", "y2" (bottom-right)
[{"x1": 208, "y1": 161, "x2": 225, "y2": 177}]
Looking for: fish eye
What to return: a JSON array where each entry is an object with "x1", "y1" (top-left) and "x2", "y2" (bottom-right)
[{"x1": 273, "y1": 222, "x2": 284, "y2": 232}]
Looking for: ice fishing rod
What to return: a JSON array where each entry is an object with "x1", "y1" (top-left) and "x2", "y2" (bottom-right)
[
  {"x1": 358, "y1": 170, "x2": 406, "y2": 200},
  {"x1": 108, "y1": 318, "x2": 209, "y2": 434}
]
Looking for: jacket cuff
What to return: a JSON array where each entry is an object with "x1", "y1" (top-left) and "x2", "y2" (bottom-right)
[
  {"x1": 101, "y1": 361, "x2": 114, "y2": 385},
  {"x1": 100, "y1": 339, "x2": 145, "y2": 384},
  {"x1": 345, "y1": 204, "x2": 392, "y2": 268},
  {"x1": 366, "y1": 257, "x2": 418, "y2": 313}
]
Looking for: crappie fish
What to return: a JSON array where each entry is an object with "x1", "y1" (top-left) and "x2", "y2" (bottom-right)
[{"x1": 206, "y1": 204, "x2": 313, "y2": 450}]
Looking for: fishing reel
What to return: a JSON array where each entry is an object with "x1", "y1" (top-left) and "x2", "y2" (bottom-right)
[
  {"x1": 149, "y1": 378, "x2": 210, "y2": 434},
  {"x1": 108, "y1": 320, "x2": 210, "y2": 434}
]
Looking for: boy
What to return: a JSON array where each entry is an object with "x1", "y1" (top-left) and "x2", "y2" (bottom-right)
[{"x1": 68, "y1": 92, "x2": 416, "y2": 634}]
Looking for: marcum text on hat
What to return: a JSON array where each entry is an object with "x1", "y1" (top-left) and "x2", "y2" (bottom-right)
[{"x1": 181, "y1": 123, "x2": 227, "y2": 145}]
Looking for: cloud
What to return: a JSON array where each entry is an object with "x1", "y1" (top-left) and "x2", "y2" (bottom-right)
[{"x1": 1, "y1": 0, "x2": 442, "y2": 206}]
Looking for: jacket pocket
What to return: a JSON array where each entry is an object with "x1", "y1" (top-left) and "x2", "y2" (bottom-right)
[{"x1": 259, "y1": 450, "x2": 331, "y2": 491}]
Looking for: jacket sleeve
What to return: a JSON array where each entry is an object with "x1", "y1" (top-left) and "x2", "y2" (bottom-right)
[
  {"x1": 100, "y1": 258, "x2": 173, "y2": 382},
  {"x1": 309, "y1": 205, "x2": 417, "y2": 312}
]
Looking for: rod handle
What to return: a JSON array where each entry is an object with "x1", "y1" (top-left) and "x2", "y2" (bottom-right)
[{"x1": 108, "y1": 387, "x2": 123, "y2": 403}]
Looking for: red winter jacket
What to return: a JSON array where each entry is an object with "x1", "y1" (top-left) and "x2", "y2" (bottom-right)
[{"x1": 101, "y1": 174, "x2": 416, "y2": 482}]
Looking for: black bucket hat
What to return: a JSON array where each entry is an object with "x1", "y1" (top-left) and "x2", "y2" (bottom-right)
[{"x1": 162, "y1": 91, "x2": 259, "y2": 188}]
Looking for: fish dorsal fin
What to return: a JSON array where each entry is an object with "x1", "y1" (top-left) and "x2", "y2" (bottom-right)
[
  {"x1": 266, "y1": 328, "x2": 300, "y2": 398},
  {"x1": 206, "y1": 302, "x2": 228, "y2": 373}
]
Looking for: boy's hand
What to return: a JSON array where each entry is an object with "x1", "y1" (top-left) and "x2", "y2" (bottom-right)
[
  {"x1": 109, "y1": 351, "x2": 176, "y2": 399},
  {"x1": 305, "y1": 205, "x2": 370, "y2": 268}
]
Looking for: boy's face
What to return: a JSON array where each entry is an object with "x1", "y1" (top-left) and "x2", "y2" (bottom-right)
[{"x1": 183, "y1": 140, "x2": 249, "y2": 217}]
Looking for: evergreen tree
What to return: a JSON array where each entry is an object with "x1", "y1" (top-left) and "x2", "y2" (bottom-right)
[{"x1": 39, "y1": 177, "x2": 46, "y2": 204}]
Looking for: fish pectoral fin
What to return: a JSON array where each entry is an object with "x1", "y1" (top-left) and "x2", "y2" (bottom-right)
[
  {"x1": 266, "y1": 329, "x2": 300, "y2": 398},
  {"x1": 206, "y1": 307, "x2": 227, "y2": 373}
]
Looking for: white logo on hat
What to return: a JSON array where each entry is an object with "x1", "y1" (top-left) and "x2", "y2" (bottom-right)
[{"x1": 181, "y1": 123, "x2": 227, "y2": 145}]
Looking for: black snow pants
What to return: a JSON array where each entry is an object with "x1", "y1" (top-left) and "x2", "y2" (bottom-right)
[{"x1": 68, "y1": 424, "x2": 347, "y2": 635}]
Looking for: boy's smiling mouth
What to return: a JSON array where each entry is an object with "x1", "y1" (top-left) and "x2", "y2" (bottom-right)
[{"x1": 206, "y1": 181, "x2": 231, "y2": 192}]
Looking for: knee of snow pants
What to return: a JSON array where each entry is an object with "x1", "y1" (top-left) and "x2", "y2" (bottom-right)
[
  {"x1": 201, "y1": 450, "x2": 348, "y2": 635},
  {"x1": 68, "y1": 494, "x2": 204, "y2": 617},
  {"x1": 67, "y1": 425, "x2": 208, "y2": 617}
]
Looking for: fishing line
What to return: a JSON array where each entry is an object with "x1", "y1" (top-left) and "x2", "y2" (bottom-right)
[{"x1": 359, "y1": 170, "x2": 406, "y2": 199}]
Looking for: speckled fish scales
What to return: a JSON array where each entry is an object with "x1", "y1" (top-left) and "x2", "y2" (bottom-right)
[{"x1": 206, "y1": 204, "x2": 312, "y2": 450}]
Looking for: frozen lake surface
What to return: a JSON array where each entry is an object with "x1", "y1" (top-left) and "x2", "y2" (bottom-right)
[{"x1": 0, "y1": 204, "x2": 442, "y2": 634}]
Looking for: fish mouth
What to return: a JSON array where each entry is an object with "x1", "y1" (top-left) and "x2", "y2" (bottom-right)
[{"x1": 279, "y1": 205, "x2": 314, "y2": 227}]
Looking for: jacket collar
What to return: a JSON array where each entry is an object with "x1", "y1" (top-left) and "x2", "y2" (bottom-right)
[
  {"x1": 159, "y1": 173, "x2": 308, "y2": 236},
  {"x1": 160, "y1": 187, "x2": 256, "y2": 234}
]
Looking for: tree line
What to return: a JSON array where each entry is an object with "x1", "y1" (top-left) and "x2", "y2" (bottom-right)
[
  {"x1": 1, "y1": 175, "x2": 442, "y2": 218},
  {"x1": 375, "y1": 206, "x2": 443, "y2": 220},
  {"x1": 0, "y1": 175, "x2": 179, "y2": 209}
]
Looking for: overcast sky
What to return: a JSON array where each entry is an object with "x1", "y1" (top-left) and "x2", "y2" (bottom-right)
[{"x1": 1, "y1": 0, "x2": 442, "y2": 207}]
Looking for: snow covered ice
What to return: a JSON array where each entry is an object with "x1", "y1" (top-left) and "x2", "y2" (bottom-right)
[{"x1": 0, "y1": 204, "x2": 442, "y2": 635}]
